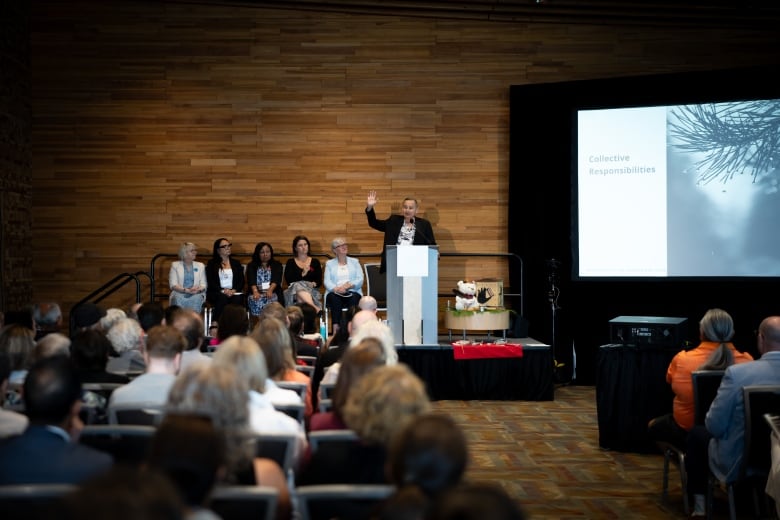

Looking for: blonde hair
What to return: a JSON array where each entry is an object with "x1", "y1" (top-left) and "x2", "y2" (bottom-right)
[
  {"x1": 349, "y1": 319, "x2": 397, "y2": 365},
  {"x1": 212, "y1": 335, "x2": 268, "y2": 393},
  {"x1": 251, "y1": 317, "x2": 295, "y2": 378},
  {"x1": 342, "y1": 364, "x2": 431, "y2": 446},
  {"x1": 178, "y1": 242, "x2": 197, "y2": 261},
  {"x1": 167, "y1": 363, "x2": 252, "y2": 481}
]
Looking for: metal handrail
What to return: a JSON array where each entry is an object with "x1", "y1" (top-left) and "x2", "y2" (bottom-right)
[
  {"x1": 149, "y1": 250, "x2": 523, "y2": 315},
  {"x1": 69, "y1": 271, "x2": 147, "y2": 332}
]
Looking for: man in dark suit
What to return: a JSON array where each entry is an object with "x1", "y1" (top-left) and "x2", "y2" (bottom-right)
[
  {"x1": 365, "y1": 189, "x2": 437, "y2": 273},
  {"x1": 0, "y1": 356, "x2": 113, "y2": 484}
]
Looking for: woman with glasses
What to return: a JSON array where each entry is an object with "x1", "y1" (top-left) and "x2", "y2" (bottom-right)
[
  {"x1": 206, "y1": 237, "x2": 245, "y2": 321},
  {"x1": 323, "y1": 237, "x2": 363, "y2": 334},
  {"x1": 168, "y1": 241, "x2": 207, "y2": 313},
  {"x1": 283, "y1": 235, "x2": 323, "y2": 315}
]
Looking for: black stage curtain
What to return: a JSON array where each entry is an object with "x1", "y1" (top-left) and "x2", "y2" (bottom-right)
[
  {"x1": 397, "y1": 345, "x2": 554, "y2": 401},
  {"x1": 596, "y1": 343, "x2": 680, "y2": 453}
]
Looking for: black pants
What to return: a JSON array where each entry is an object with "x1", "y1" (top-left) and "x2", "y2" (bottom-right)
[{"x1": 326, "y1": 292, "x2": 361, "y2": 330}]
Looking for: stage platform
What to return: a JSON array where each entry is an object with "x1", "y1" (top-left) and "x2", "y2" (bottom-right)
[{"x1": 396, "y1": 337, "x2": 554, "y2": 401}]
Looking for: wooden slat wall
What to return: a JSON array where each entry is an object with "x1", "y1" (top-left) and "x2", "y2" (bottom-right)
[{"x1": 29, "y1": 0, "x2": 780, "y2": 329}]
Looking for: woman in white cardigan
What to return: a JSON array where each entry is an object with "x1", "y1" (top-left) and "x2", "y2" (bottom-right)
[{"x1": 169, "y1": 241, "x2": 207, "y2": 312}]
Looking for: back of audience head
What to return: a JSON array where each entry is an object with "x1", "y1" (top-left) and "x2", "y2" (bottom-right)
[
  {"x1": 287, "y1": 305, "x2": 304, "y2": 335},
  {"x1": 259, "y1": 301, "x2": 288, "y2": 326},
  {"x1": 164, "y1": 305, "x2": 181, "y2": 327},
  {"x1": 299, "y1": 302, "x2": 318, "y2": 334},
  {"x1": 251, "y1": 316, "x2": 294, "y2": 379},
  {"x1": 0, "y1": 322, "x2": 36, "y2": 372},
  {"x1": 359, "y1": 295, "x2": 378, "y2": 313},
  {"x1": 23, "y1": 355, "x2": 82, "y2": 426},
  {"x1": 167, "y1": 363, "x2": 252, "y2": 481},
  {"x1": 137, "y1": 302, "x2": 165, "y2": 332},
  {"x1": 332, "y1": 338, "x2": 386, "y2": 417},
  {"x1": 32, "y1": 333, "x2": 71, "y2": 363},
  {"x1": 698, "y1": 308, "x2": 736, "y2": 370},
  {"x1": 217, "y1": 303, "x2": 250, "y2": 340},
  {"x1": 349, "y1": 318, "x2": 397, "y2": 365},
  {"x1": 343, "y1": 364, "x2": 431, "y2": 446},
  {"x1": 145, "y1": 325, "x2": 186, "y2": 364},
  {"x1": 33, "y1": 302, "x2": 62, "y2": 332},
  {"x1": 387, "y1": 413, "x2": 468, "y2": 497},
  {"x1": 62, "y1": 466, "x2": 184, "y2": 520},
  {"x1": 350, "y1": 309, "x2": 379, "y2": 335},
  {"x1": 170, "y1": 308, "x2": 205, "y2": 352},
  {"x1": 70, "y1": 329, "x2": 113, "y2": 372},
  {"x1": 99, "y1": 307, "x2": 127, "y2": 333},
  {"x1": 71, "y1": 302, "x2": 107, "y2": 333},
  {"x1": 212, "y1": 335, "x2": 268, "y2": 393},
  {"x1": 429, "y1": 482, "x2": 527, "y2": 520},
  {"x1": 107, "y1": 317, "x2": 145, "y2": 355},
  {"x1": 758, "y1": 315, "x2": 780, "y2": 354},
  {"x1": 146, "y1": 413, "x2": 225, "y2": 511}
]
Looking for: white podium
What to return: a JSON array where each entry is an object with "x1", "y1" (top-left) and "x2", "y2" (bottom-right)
[{"x1": 386, "y1": 245, "x2": 438, "y2": 345}]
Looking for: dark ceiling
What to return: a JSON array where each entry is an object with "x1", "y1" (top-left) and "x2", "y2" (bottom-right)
[{"x1": 163, "y1": 0, "x2": 780, "y2": 27}]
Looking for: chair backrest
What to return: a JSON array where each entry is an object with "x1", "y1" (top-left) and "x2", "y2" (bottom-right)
[
  {"x1": 296, "y1": 484, "x2": 395, "y2": 520},
  {"x1": 0, "y1": 484, "x2": 77, "y2": 520},
  {"x1": 691, "y1": 370, "x2": 726, "y2": 425},
  {"x1": 107, "y1": 402, "x2": 165, "y2": 425},
  {"x1": 209, "y1": 485, "x2": 279, "y2": 520},
  {"x1": 318, "y1": 398, "x2": 333, "y2": 413},
  {"x1": 308, "y1": 429, "x2": 359, "y2": 453},
  {"x1": 742, "y1": 385, "x2": 780, "y2": 478},
  {"x1": 273, "y1": 402, "x2": 306, "y2": 426},
  {"x1": 249, "y1": 432, "x2": 298, "y2": 475},
  {"x1": 275, "y1": 381, "x2": 308, "y2": 400},
  {"x1": 363, "y1": 263, "x2": 387, "y2": 310},
  {"x1": 319, "y1": 382, "x2": 336, "y2": 399},
  {"x1": 298, "y1": 355, "x2": 317, "y2": 366},
  {"x1": 78, "y1": 424, "x2": 156, "y2": 466}
]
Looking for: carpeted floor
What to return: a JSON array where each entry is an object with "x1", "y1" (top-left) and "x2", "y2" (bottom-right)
[{"x1": 431, "y1": 384, "x2": 770, "y2": 519}]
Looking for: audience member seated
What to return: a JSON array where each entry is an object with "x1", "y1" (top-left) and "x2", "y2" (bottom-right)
[
  {"x1": 71, "y1": 302, "x2": 107, "y2": 336},
  {"x1": 205, "y1": 238, "x2": 245, "y2": 322},
  {"x1": 253, "y1": 317, "x2": 313, "y2": 421},
  {"x1": 137, "y1": 302, "x2": 165, "y2": 332},
  {"x1": 108, "y1": 325, "x2": 185, "y2": 409},
  {"x1": 62, "y1": 465, "x2": 184, "y2": 520},
  {"x1": 685, "y1": 315, "x2": 780, "y2": 517},
  {"x1": 32, "y1": 333, "x2": 71, "y2": 363},
  {"x1": 169, "y1": 241, "x2": 207, "y2": 313},
  {"x1": 170, "y1": 308, "x2": 211, "y2": 373},
  {"x1": 299, "y1": 302, "x2": 325, "y2": 350},
  {"x1": 297, "y1": 363, "x2": 431, "y2": 486},
  {"x1": 246, "y1": 241, "x2": 284, "y2": 330},
  {"x1": 166, "y1": 363, "x2": 291, "y2": 518},
  {"x1": 648, "y1": 308, "x2": 752, "y2": 451},
  {"x1": 0, "y1": 355, "x2": 27, "y2": 438},
  {"x1": 33, "y1": 302, "x2": 63, "y2": 341},
  {"x1": 309, "y1": 338, "x2": 385, "y2": 432},
  {"x1": 216, "y1": 303, "x2": 250, "y2": 342},
  {"x1": 145, "y1": 413, "x2": 224, "y2": 520},
  {"x1": 283, "y1": 235, "x2": 323, "y2": 314},
  {"x1": 106, "y1": 317, "x2": 147, "y2": 374},
  {"x1": 428, "y1": 482, "x2": 527, "y2": 520},
  {"x1": 377, "y1": 413, "x2": 469, "y2": 520},
  {"x1": 288, "y1": 305, "x2": 319, "y2": 358},
  {"x1": 359, "y1": 295, "x2": 378, "y2": 313},
  {"x1": 99, "y1": 307, "x2": 128, "y2": 334},
  {"x1": 212, "y1": 335, "x2": 307, "y2": 470},
  {"x1": 0, "y1": 356, "x2": 113, "y2": 484},
  {"x1": 71, "y1": 330, "x2": 130, "y2": 385},
  {"x1": 0, "y1": 323, "x2": 36, "y2": 405},
  {"x1": 324, "y1": 237, "x2": 364, "y2": 334},
  {"x1": 311, "y1": 307, "x2": 358, "y2": 400},
  {"x1": 320, "y1": 314, "x2": 395, "y2": 389}
]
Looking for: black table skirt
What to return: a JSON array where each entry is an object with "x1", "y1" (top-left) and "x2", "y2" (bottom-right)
[
  {"x1": 596, "y1": 343, "x2": 680, "y2": 453},
  {"x1": 397, "y1": 345, "x2": 554, "y2": 401}
]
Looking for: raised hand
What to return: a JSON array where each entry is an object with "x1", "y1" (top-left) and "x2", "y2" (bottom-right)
[{"x1": 367, "y1": 190, "x2": 378, "y2": 209}]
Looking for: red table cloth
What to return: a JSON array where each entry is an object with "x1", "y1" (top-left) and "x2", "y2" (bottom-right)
[{"x1": 451, "y1": 342, "x2": 524, "y2": 360}]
